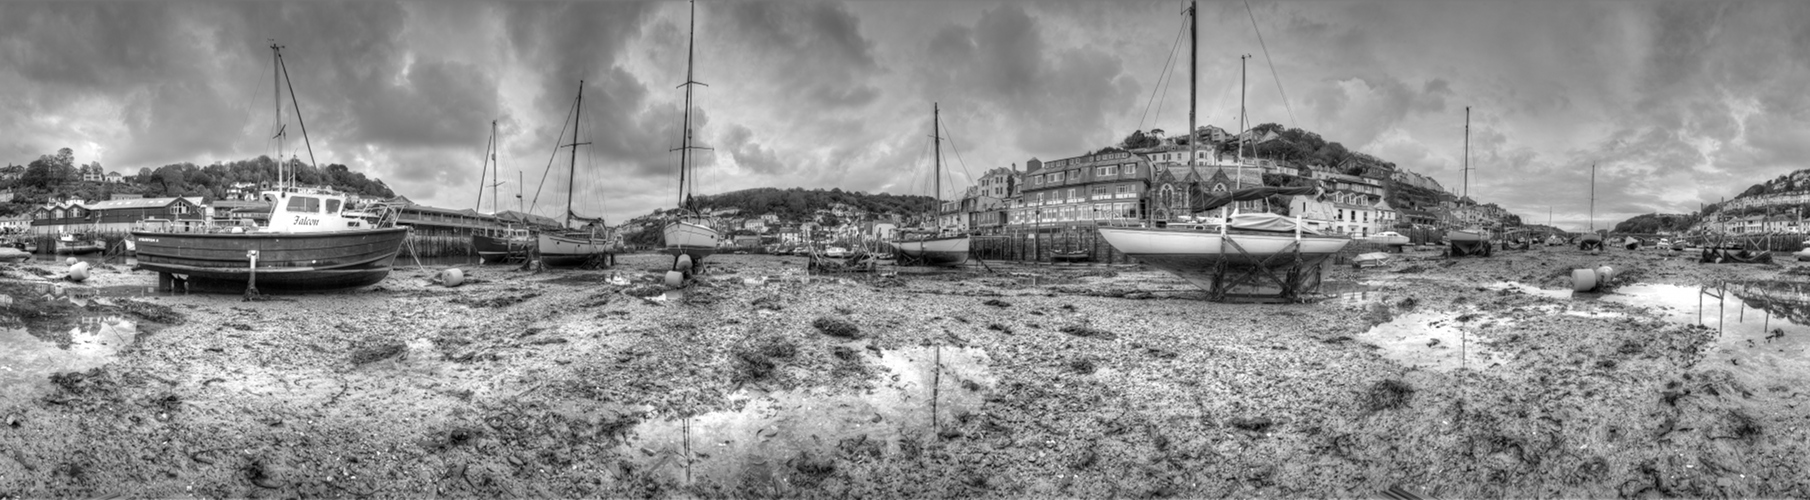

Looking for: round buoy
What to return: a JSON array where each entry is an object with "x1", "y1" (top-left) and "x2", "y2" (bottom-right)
[
  {"x1": 674, "y1": 254, "x2": 693, "y2": 272},
  {"x1": 1571, "y1": 269, "x2": 1598, "y2": 292},
  {"x1": 68, "y1": 262, "x2": 90, "y2": 282},
  {"x1": 65, "y1": 257, "x2": 78, "y2": 265},
  {"x1": 1595, "y1": 266, "x2": 1616, "y2": 284},
  {"x1": 664, "y1": 270, "x2": 685, "y2": 288},
  {"x1": 440, "y1": 268, "x2": 465, "y2": 287}
]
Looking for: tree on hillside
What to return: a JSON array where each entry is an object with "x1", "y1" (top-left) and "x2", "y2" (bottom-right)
[{"x1": 1120, "y1": 130, "x2": 1160, "y2": 149}]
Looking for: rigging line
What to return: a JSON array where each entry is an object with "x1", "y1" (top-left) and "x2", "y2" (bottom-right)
[
  {"x1": 476, "y1": 123, "x2": 494, "y2": 211},
  {"x1": 1244, "y1": 0, "x2": 1298, "y2": 127},
  {"x1": 529, "y1": 92, "x2": 579, "y2": 216},
  {"x1": 1138, "y1": 18, "x2": 1189, "y2": 132},
  {"x1": 939, "y1": 114, "x2": 977, "y2": 195}
]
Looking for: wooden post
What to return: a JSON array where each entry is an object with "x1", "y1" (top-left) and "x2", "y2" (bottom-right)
[{"x1": 244, "y1": 249, "x2": 261, "y2": 301}]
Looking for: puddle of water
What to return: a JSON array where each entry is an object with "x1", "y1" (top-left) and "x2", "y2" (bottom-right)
[
  {"x1": 0, "y1": 316, "x2": 139, "y2": 402},
  {"x1": 1602, "y1": 282, "x2": 1810, "y2": 388},
  {"x1": 1485, "y1": 281, "x2": 1573, "y2": 300},
  {"x1": 616, "y1": 345, "x2": 993, "y2": 488},
  {"x1": 1357, "y1": 312, "x2": 1512, "y2": 372}
]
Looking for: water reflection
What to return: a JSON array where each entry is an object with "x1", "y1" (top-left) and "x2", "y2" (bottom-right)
[
  {"x1": 0, "y1": 316, "x2": 138, "y2": 403},
  {"x1": 616, "y1": 345, "x2": 994, "y2": 490},
  {"x1": 1603, "y1": 282, "x2": 1810, "y2": 389},
  {"x1": 1357, "y1": 312, "x2": 1512, "y2": 372}
]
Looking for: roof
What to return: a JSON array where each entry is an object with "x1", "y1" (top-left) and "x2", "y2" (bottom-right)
[{"x1": 80, "y1": 196, "x2": 196, "y2": 211}]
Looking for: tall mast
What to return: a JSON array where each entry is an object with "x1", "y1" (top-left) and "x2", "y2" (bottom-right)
[
  {"x1": 275, "y1": 44, "x2": 317, "y2": 182},
  {"x1": 1462, "y1": 106, "x2": 1471, "y2": 200},
  {"x1": 1186, "y1": 1, "x2": 1196, "y2": 172},
  {"x1": 1238, "y1": 53, "x2": 1249, "y2": 185},
  {"x1": 1589, "y1": 163, "x2": 1597, "y2": 232},
  {"x1": 673, "y1": 0, "x2": 710, "y2": 213},
  {"x1": 490, "y1": 120, "x2": 500, "y2": 213},
  {"x1": 563, "y1": 82, "x2": 590, "y2": 228},
  {"x1": 934, "y1": 102, "x2": 942, "y2": 232},
  {"x1": 477, "y1": 121, "x2": 494, "y2": 211},
  {"x1": 272, "y1": 42, "x2": 283, "y2": 187}
]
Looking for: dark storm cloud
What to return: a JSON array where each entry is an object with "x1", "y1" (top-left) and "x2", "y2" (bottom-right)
[
  {"x1": 919, "y1": 5, "x2": 1138, "y2": 158},
  {"x1": 716, "y1": 1, "x2": 883, "y2": 110}
]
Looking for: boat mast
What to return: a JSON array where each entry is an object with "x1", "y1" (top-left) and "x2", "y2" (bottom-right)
[
  {"x1": 274, "y1": 43, "x2": 317, "y2": 182},
  {"x1": 272, "y1": 42, "x2": 283, "y2": 189},
  {"x1": 563, "y1": 82, "x2": 592, "y2": 228},
  {"x1": 491, "y1": 120, "x2": 500, "y2": 213},
  {"x1": 933, "y1": 102, "x2": 942, "y2": 234},
  {"x1": 1238, "y1": 53, "x2": 1249, "y2": 197},
  {"x1": 477, "y1": 121, "x2": 494, "y2": 211},
  {"x1": 1462, "y1": 106, "x2": 1471, "y2": 201},
  {"x1": 1589, "y1": 163, "x2": 1597, "y2": 233},
  {"x1": 673, "y1": 0, "x2": 710, "y2": 214},
  {"x1": 1186, "y1": 1, "x2": 1196, "y2": 174}
]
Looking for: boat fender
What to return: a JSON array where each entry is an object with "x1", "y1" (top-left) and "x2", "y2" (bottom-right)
[
  {"x1": 440, "y1": 268, "x2": 465, "y2": 288},
  {"x1": 1570, "y1": 269, "x2": 1597, "y2": 292},
  {"x1": 68, "y1": 262, "x2": 90, "y2": 282},
  {"x1": 664, "y1": 270, "x2": 685, "y2": 288},
  {"x1": 65, "y1": 257, "x2": 78, "y2": 266}
]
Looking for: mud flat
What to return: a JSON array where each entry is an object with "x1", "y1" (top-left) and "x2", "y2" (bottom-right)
[{"x1": 1, "y1": 247, "x2": 1807, "y2": 497}]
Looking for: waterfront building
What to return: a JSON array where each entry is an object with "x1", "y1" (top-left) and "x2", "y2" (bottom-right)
[
  {"x1": 1014, "y1": 150, "x2": 1150, "y2": 229},
  {"x1": 27, "y1": 197, "x2": 206, "y2": 234}
]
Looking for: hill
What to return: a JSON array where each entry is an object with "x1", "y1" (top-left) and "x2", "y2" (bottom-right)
[
  {"x1": 1612, "y1": 213, "x2": 1701, "y2": 234},
  {"x1": 1, "y1": 148, "x2": 393, "y2": 216},
  {"x1": 620, "y1": 187, "x2": 934, "y2": 246}
]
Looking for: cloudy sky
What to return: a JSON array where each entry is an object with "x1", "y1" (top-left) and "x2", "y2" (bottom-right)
[{"x1": 2, "y1": 0, "x2": 1806, "y2": 231}]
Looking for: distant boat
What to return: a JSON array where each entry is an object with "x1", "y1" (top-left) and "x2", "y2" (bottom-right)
[
  {"x1": 888, "y1": 103, "x2": 970, "y2": 267},
  {"x1": 131, "y1": 42, "x2": 409, "y2": 292},
  {"x1": 1445, "y1": 107, "x2": 1494, "y2": 247},
  {"x1": 534, "y1": 82, "x2": 617, "y2": 268},
  {"x1": 470, "y1": 120, "x2": 534, "y2": 263},
  {"x1": 55, "y1": 233, "x2": 104, "y2": 255},
  {"x1": 1366, "y1": 231, "x2": 1410, "y2": 246},
  {"x1": 662, "y1": 0, "x2": 721, "y2": 272}
]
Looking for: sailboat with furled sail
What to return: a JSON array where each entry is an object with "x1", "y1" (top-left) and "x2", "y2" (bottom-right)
[
  {"x1": 471, "y1": 120, "x2": 532, "y2": 263},
  {"x1": 534, "y1": 82, "x2": 617, "y2": 268},
  {"x1": 888, "y1": 103, "x2": 970, "y2": 267},
  {"x1": 1445, "y1": 106, "x2": 1493, "y2": 247},
  {"x1": 1095, "y1": 1, "x2": 1349, "y2": 296},
  {"x1": 662, "y1": 0, "x2": 720, "y2": 275}
]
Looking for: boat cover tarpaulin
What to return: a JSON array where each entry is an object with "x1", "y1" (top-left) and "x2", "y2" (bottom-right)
[
  {"x1": 1190, "y1": 185, "x2": 1323, "y2": 214},
  {"x1": 1227, "y1": 213, "x2": 1324, "y2": 235}
]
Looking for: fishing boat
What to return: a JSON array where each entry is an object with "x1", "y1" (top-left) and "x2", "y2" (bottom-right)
[
  {"x1": 534, "y1": 83, "x2": 617, "y2": 268},
  {"x1": 470, "y1": 120, "x2": 534, "y2": 263},
  {"x1": 661, "y1": 0, "x2": 721, "y2": 273},
  {"x1": 54, "y1": 233, "x2": 104, "y2": 255},
  {"x1": 888, "y1": 103, "x2": 970, "y2": 267},
  {"x1": 1098, "y1": 2, "x2": 1347, "y2": 295},
  {"x1": 131, "y1": 42, "x2": 409, "y2": 292},
  {"x1": 1050, "y1": 230, "x2": 1092, "y2": 263}
]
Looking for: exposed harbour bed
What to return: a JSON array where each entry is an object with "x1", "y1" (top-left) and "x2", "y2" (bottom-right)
[{"x1": 1, "y1": 248, "x2": 1807, "y2": 498}]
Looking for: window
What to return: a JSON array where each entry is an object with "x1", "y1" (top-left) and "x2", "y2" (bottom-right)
[
  {"x1": 326, "y1": 199, "x2": 342, "y2": 214},
  {"x1": 1117, "y1": 184, "x2": 1133, "y2": 198},
  {"x1": 1068, "y1": 188, "x2": 1079, "y2": 202},
  {"x1": 1033, "y1": 175, "x2": 1043, "y2": 185},
  {"x1": 287, "y1": 196, "x2": 322, "y2": 213},
  {"x1": 1050, "y1": 172, "x2": 1063, "y2": 182},
  {"x1": 53, "y1": 208, "x2": 64, "y2": 219},
  {"x1": 1098, "y1": 165, "x2": 1117, "y2": 176},
  {"x1": 1092, "y1": 186, "x2": 1108, "y2": 200}
]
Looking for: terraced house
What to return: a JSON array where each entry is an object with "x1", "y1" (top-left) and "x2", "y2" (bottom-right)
[{"x1": 1013, "y1": 151, "x2": 1150, "y2": 229}]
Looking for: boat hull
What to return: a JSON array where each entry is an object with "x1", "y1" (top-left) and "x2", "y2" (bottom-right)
[
  {"x1": 662, "y1": 221, "x2": 719, "y2": 263},
  {"x1": 130, "y1": 227, "x2": 409, "y2": 290},
  {"x1": 55, "y1": 243, "x2": 103, "y2": 255},
  {"x1": 473, "y1": 234, "x2": 531, "y2": 261},
  {"x1": 537, "y1": 233, "x2": 615, "y2": 268},
  {"x1": 1051, "y1": 250, "x2": 1092, "y2": 263},
  {"x1": 1447, "y1": 229, "x2": 1491, "y2": 243},
  {"x1": 1097, "y1": 226, "x2": 1351, "y2": 291},
  {"x1": 889, "y1": 236, "x2": 970, "y2": 267},
  {"x1": 1367, "y1": 235, "x2": 1410, "y2": 246}
]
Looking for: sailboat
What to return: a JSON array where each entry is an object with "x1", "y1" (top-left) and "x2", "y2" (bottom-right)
[
  {"x1": 471, "y1": 120, "x2": 532, "y2": 263},
  {"x1": 535, "y1": 82, "x2": 617, "y2": 268},
  {"x1": 661, "y1": 0, "x2": 721, "y2": 273},
  {"x1": 889, "y1": 103, "x2": 971, "y2": 267},
  {"x1": 1096, "y1": 1, "x2": 1349, "y2": 293},
  {"x1": 131, "y1": 42, "x2": 410, "y2": 292},
  {"x1": 1446, "y1": 106, "x2": 1492, "y2": 244}
]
